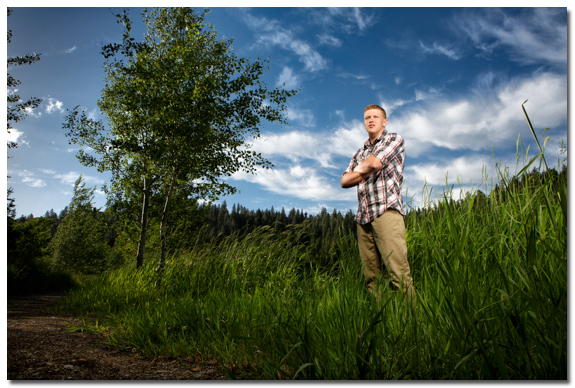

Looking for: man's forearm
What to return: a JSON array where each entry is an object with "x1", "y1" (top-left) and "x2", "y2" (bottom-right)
[
  {"x1": 341, "y1": 156, "x2": 383, "y2": 188},
  {"x1": 341, "y1": 171, "x2": 368, "y2": 188}
]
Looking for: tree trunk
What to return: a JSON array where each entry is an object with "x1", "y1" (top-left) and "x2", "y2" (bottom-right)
[
  {"x1": 157, "y1": 167, "x2": 178, "y2": 273},
  {"x1": 136, "y1": 175, "x2": 152, "y2": 269}
]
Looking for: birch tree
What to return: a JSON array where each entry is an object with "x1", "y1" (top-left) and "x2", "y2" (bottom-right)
[{"x1": 65, "y1": 8, "x2": 296, "y2": 269}]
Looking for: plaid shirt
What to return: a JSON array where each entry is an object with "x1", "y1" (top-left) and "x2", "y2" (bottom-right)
[{"x1": 343, "y1": 130, "x2": 405, "y2": 224}]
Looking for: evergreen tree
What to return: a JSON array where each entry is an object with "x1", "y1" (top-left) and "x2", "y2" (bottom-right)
[
  {"x1": 43, "y1": 209, "x2": 59, "y2": 236},
  {"x1": 49, "y1": 176, "x2": 110, "y2": 274}
]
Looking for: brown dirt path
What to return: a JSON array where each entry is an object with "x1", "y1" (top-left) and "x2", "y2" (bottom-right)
[{"x1": 7, "y1": 294, "x2": 231, "y2": 380}]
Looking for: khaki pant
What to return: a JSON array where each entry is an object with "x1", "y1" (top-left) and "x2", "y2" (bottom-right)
[{"x1": 357, "y1": 210, "x2": 415, "y2": 304}]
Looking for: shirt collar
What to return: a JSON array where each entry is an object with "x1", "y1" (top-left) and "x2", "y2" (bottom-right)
[{"x1": 363, "y1": 130, "x2": 387, "y2": 149}]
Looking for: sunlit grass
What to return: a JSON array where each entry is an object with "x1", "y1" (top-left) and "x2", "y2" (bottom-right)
[{"x1": 61, "y1": 109, "x2": 567, "y2": 379}]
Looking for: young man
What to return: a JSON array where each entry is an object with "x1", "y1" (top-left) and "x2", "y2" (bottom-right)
[{"x1": 341, "y1": 104, "x2": 415, "y2": 304}]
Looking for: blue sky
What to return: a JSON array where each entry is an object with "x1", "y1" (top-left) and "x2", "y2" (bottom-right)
[{"x1": 5, "y1": 7, "x2": 569, "y2": 218}]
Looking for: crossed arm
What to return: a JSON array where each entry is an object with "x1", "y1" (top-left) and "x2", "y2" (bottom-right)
[{"x1": 341, "y1": 156, "x2": 384, "y2": 189}]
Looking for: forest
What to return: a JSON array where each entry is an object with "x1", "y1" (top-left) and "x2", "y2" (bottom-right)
[{"x1": 8, "y1": 193, "x2": 358, "y2": 291}]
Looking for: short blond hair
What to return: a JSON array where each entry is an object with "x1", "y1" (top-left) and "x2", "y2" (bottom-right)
[{"x1": 364, "y1": 104, "x2": 387, "y2": 119}]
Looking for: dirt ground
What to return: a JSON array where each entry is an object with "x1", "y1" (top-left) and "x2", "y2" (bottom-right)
[{"x1": 7, "y1": 293, "x2": 234, "y2": 380}]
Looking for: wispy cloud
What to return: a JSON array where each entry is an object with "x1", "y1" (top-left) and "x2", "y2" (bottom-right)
[
  {"x1": 86, "y1": 107, "x2": 100, "y2": 121},
  {"x1": 350, "y1": 7, "x2": 372, "y2": 32},
  {"x1": 38, "y1": 168, "x2": 56, "y2": 174},
  {"x1": 252, "y1": 131, "x2": 325, "y2": 165},
  {"x1": 62, "y1": 46, "x2": 77, "y2": 54},
  {"x1": 378, "y1": 97, "x2": 410, "y2": 117},
  {"x1": 42, "y1": 170, "x2": 104, "y2": 187},
  {"x1": 286, "y1": 106, "x2": 315, "y2": 128},
  {"x1": 14, "y1": 170, "x2": 47, "y2": 188},
  {"x1": 243, "y1": 12, "x2": 327, "y2": 72},
  {"x1": 235, "y1": 71, "x2": 566, "y2": 206},
  {"x1": 455, "y1": 8, "x2": 567, "y2": 68},
  {"x1": 320, "y1": 8, "x2": 375, "y2": 33},
  {"x1": 414, "y1": 87, "x2": 442, "y2": 102},
  {"x1": 23, "y1": 177, "x2": 46, "y2": 188},
  {"x1": 53, "y1": 172, "x2": 82, "y2": 186},
  {"x1": 277, "y1": 67, "x2": 300, "y2": 90},
  {"x1": 419, "y1": 40, "x2": 462, "y2": 60},
  {"x1": 318, "y1": 34, "x2": 342, "y2": 47},
  {"x1": 337, "y1": 72, "x2": 369, "y2": 81}
]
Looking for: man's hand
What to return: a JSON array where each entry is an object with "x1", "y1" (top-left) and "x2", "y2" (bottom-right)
[{"x1": 341, "y1": 156, "x2": 383, "y2": 188}]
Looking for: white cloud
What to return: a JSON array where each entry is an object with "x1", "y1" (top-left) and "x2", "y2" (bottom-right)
[
  {"x1": 405, "y1": 155, "x2": 494, "y2": 188},
  {"x1": 23, "y1": 177, "x2": 46, "y2": 188},
  {"x1": 86, "y1": 107, "x2": 100, "y2": 121},
  {"x1": 252, "y1": 131, "x2": 324, "y2": 165},
  {"x1": 329, "y1": 123, "x2": 368, "y2": 160},
  {"x1": 337, "y1": 72, "x2": 369, "y2": 80},
  {"x1": 53, "y1": 172, "x2": 82, "y2": 186},
  {"x1": 456, "y1": 8, "x2": 566, "y2": 68},
  {"x1": 351, "y1": 8, "x2": 371, "y2": 31},
  {"x1": 379, "y1": 97, "x2": 410, "y2": 116},
  {"x1": 318, "y1": 34, "x2": 342, "y2": 47},
  {"x1": 231, "y1": 164, "x2": 355, "y2": 202},
  {"x1": 243, "y1": 13, "x2": 327, "y2": 72},
  {"x1": 63, "y1": 46, "x2": 77, "y2": 54},
  {"x1": 239, "y1": 70, "x2": 566, "y2": 207},
  {"x1": 38, "y1": 168, "x2": 56, "y2": 174},
  {"x1": 395, "y1": 71, "x2": 567, "y2": 158},
  {"x1": 7, "y1": 128, "x2": 29, "y2": 147},
  {"x1": 251, "y1": 120, "x2": 365, "y2": 170},
  {"x1": 289, "y1": 40, "x2": 328, "y2": 72},
  {"x1": 18, "y1": 170, "x2": 46, "y2": 188},
  {"x1": 45, "y1": 98, "x2": 64, "y2": 114},
  {"x1": 286, "y1": 106, "x2": 315, "y2": 128},
  {"x1": 324, "y1": 7, "x2": 375, "y2": 32},
  {"x1": 419, "y1": 40, "x2": 462, "y2": 60},
  {"x1": 49, "y1": 171, "x2": 104, "y2": 187},
  {"x1": 334, "y1": 109, "x2": 346, "y2": 122},
  {"x1": 24, "y1": 106, "x2": 41, "y2": 117},
  {"x1": 414, "y1": 87, "x2": 442, "y2": 102},
  {"x1": 277, "y1": 67, "x2": 300, "y2": 89}
]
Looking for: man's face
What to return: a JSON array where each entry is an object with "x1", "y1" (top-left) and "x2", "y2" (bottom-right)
[{"x1": 364, "y1": 109, "x2": 388, "y2": 138}]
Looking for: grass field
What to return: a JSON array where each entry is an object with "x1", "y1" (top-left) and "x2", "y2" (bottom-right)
[{"x1": 60, "y1": 128, "x2": 567, "y2": 379}]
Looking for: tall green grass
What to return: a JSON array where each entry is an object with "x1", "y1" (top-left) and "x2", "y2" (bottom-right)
[{"x1": 60, "y1": 134, "x2": 566, "y2": 379}]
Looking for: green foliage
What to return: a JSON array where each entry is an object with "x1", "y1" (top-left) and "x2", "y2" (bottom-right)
[
  {"x1": 7, "y1": 216, "x2": 79, "y2": 295},
  {"x1": 7, "y1": 261, "x2": 79, "y2": 295},
  {"x1": 64, "y1": 7, "x2": 297, "y2": 268},
  {"x1": 7, "y1": 216, "x2": 52, "y2": 268},
  {"x1": 48, "y1": 176, "x2": 112, "y2": 274},
  {"x1": 58, "y1": 109, "x2": 566, "y2": 379},
  {"x1": 60, "y1": 154, "x2": 566, "y2": 379}
]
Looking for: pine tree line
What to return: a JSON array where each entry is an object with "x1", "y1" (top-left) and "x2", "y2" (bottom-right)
[
  {"x1": 9, "y1": 164, "x2": 566, "y2": 287},
  {"x1": 198, "y1": 202, "x2": 358, "y2": 268}
]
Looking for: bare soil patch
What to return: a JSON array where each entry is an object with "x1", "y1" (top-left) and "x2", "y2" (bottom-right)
[{"x1": 7, "y1": 294, "x2": 232, "y2": 380}]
